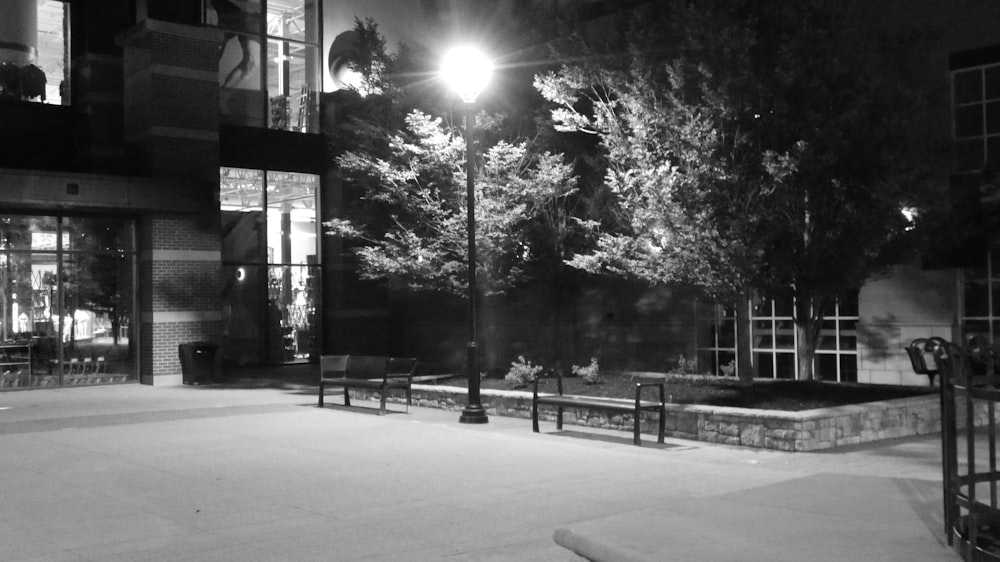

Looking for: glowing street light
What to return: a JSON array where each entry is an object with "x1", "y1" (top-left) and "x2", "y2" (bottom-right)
[{"x1": 441, "y1": 45, "x2": 493, "y2": 424}]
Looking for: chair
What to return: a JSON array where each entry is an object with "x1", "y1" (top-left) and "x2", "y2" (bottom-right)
[
  {"x1": 94, "y1": 356, "x2": 106, "y2": 374},
  {"x1": 82, "y1": 357, "x2": 94, "y2": 375}
]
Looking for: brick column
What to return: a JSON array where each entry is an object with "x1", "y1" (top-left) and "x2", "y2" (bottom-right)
[
  {"x1": 119, "y1": 19, "x2": 221, "y2": 184},
  {"x1": 121, "y1": 20, "x2": 223, "y2": 384},
  {"x1": 138, "y1": 216, "x2": 222, "y2": 385}
]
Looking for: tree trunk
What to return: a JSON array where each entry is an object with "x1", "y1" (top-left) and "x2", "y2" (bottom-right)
[
  {"x1": 735, "y1": 287, "x2": 753, "y2": 384},
  {"x1": 551, "y1": 270, "x2": 564, "y2": 373},
  {"x1": 794, "y1": 297, "x2": 819, "y2": 381}
]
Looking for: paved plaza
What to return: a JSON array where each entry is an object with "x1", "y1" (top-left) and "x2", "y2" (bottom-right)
[{"x1": 0, "y1": 380, "x2": 957, "y2": 561}]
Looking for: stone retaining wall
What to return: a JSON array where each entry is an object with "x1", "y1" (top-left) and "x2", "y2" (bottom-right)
[{"x1": 348, "y1": 385, "x2": 948, "y2": 451}]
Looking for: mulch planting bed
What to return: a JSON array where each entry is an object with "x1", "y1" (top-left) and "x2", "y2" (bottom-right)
[{"x1": 433, "y1": 374, "x2": 936, "y2": 412}]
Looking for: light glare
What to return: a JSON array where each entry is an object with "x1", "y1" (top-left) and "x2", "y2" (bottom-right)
[{"x1": 441, "y1": 46, "x2": 493, "y2": 103}]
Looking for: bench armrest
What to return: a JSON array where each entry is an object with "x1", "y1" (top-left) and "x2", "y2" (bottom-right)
[
  {"x1": 386, "y1": 357, "x2": 417, "y2": 386},
  {"x1": 534, "y1": 370, "x2": 564, "y2": 397},
  {"x1": 634, "y1": 381, "x2": 665, "y2": 406}
]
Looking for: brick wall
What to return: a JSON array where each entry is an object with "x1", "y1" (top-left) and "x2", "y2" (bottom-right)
[
  {"x1": 121, "y1": 19, "x2": 220, "y2": 184},
  {"x1": 139, "y1": 214, "x2": 221, "y2": 385}
]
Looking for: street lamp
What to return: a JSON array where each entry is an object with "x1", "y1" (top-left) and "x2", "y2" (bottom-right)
[{"x1": 441, "y1": 45, "x2": 493, "y2": 424}]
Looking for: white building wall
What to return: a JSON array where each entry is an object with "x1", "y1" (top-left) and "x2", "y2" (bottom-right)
[{"x1": 857, "y1": 263, "x2": 957, "y2": 386}]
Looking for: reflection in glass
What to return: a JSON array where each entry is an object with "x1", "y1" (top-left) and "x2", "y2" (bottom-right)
[
  {"x1": 1, "y1": 216, "x2": 57, "y2": 251},
  {"x1": 266, "y1": 171, "x2": 317, "y2": 265},
  {"x1": 207, "y1": 0, "x2": 319, "y2": 131},
  {"x1": 266, "y1": 0, "x2": 318, "y2": 42},
  {"x1": 774, "y1": 320, "x2": 795, "y2": 348},
  {"x1": 775, "y1": 353, "x2": 795, "y2": 379},
  {"x1": 267, "y1": 265, "x2": 317, "y2": 363},
  {"x1": 220, "y1": 167, "x2": 264, "y2": 211},
  {"x1": 1, "y1": 214, "x2": 135, "y2": 390},
  {"x1": 222, "y1": 265, "x2": 265, "y2": 365},
  {"x1": 62, "y1": 216, "x2": 134, "y2": 253},
  {"x1": 839, "y1": 320, "x2": 857, "y2": 350},
  {"x1": 817, "y1": 320, "x2": 837, "y2": 350},
  {"x1": 839, "y1": 355, "x2": 858, "y2": 383},
  {"x1": 694, "y1": 301, "x2": 738, "y2": 377},
  {"x1": 267, "y1": 40, "x2": 319, "y2": 132},
  {"x1": 754, "y1": 353, "x2": 773, "y2": 379},
  {"x1": 817, "y1": 354, "x2": 838, "y2": 381},
  {"x1": 207, "y1": 0, "x2": 262, "y2": 33}
]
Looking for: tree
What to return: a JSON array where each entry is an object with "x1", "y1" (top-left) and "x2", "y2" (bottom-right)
[
  {"x1": 327, "y1": 109, "x2": 577, "y2": 298},
  {"x1": 536, "y1": 0, "x2": 942, "y2": 380}
]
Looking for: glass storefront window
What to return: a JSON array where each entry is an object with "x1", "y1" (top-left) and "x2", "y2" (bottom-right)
[
  {"x1": 266, "y1": 170, "x2": 317, "y2": 264},
  {"x1": 963, "y1": 251, "x2": 998, "y2": 343},
  {"x1": 1, "y1": 214, "x2": 135, "y2": 390},
  {"x1": 1, "y1": 215, "x2": 57, "y2": 251},
  {"x1": 695, "y1": 300, "x2": 737, "y2": 377},
  {"x1": 222, "y1": 167, "x2": 265, "y2": 264},
  {"x1": 208, "y1": 0, "x2": 320, "y2": 132},
  {"x1": 1, "y1": 1, "x2": 68, "y2": 105},
  {"x1": 267, "y1": 265, "x2": 317, "y2": 362},
  {"x1": 266, "y1": 0, "x2": 318, "y2": 43},
  {"x1": 62, "y1": 216, "x2": 134, "y2": 253},
  {"x1": 222, "y1": 168, "x2": 318, "y2": 365},
  {"x1": 267, "y1": 39, "x2": 319, "y2": 132},
  {"x1": 221, "y1": 264, "x2": 266, "y2": 365},
  {"x1": 750, "y1": 293, "x2": 858, "y2": 381},
  {"x1": 207, "y1": 0, "x2": 263, "y2": 34}
]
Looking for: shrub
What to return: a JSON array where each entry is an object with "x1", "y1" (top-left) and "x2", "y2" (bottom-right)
[
  {"x1": 719, "y1": 359, "x2": 736, "y2": 377},
  {"x1": 505, "y1": 355, "x2": 543, "y2": 388},
  {"x1": 668, "y1": 354, "x2": 698, "y2": 375},
  {"x1": 572, "y1": 357, "x2": 602, "y2": 385}
]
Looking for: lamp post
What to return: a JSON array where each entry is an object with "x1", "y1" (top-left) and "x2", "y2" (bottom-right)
[{"x1": 441, "y1": 46, "x2": 493, "y2": 424}]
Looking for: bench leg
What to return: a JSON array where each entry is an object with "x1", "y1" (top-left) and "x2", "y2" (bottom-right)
[
  {"x1": 344, "y1": 388, "x2": 351, "y2": 407},
  {"x1": 379, "y1": 391, "x2": 386, "y2": 416},
  {"x1": 318, "y1": 382, "x2": 324, "y2": 407},
  {"x1": 556, "y1": 406, "x2": 563, "y2": 430},
  {"x1": 633, "y1": 412, "x2": 641, "y2": 446},
  {"x1": 658, "y1": 407, "x2": 665, "y2": 444},
  {"x1": 406, "y1": 387, "x2": 412, "y2": 412}
]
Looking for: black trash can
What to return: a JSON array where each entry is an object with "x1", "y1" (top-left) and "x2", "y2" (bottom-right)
[{"x1": 178, "y1": 342, "x2": 218, "y2": 385}]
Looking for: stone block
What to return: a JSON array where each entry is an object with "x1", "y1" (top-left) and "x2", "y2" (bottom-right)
[
  {"x1": 798, "y1": 420, "x2": 818, "y2": 431},
  {"x1": 768, "y1": 428, "x2": 797, "y2": 440},
  {"x1": 765, "y1": 437, "x2": 796, "y2": 451},
  {"x1": 675, "y1": 413, "x2": 698, "y2": 435},
  {"x1": 740, "y1": 424, "x2": 765, "y2": 448},
  {"x1": 719, "y1": 422, "x2": 740, "y2": 436}
]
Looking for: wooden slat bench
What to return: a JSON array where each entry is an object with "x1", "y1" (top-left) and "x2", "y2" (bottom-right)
[
  {"x1": 532, "y1": 373, "x2": 666, "y2": 446},
  {"x1": 318, "y1": 355, "x2": 417, "y2": 415}
]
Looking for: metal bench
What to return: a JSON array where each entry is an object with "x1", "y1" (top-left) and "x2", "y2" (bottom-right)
[
  {"x1": 318, "y1": 355, "x2": 417, "y2": 415},
  {"x1": 532, "y1": 372, "x2": 666, "y2": 446}
]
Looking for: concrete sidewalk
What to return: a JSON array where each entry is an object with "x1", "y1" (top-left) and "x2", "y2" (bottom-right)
[{"x1": 0, "y1": 383, "x2": 955, "y2": 561}]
